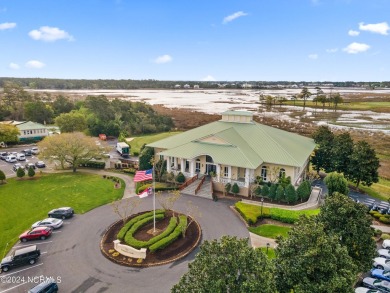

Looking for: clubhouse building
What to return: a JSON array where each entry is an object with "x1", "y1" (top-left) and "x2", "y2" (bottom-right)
[{"x1": 148, "y1": 111, "x2": 316, "y2": 196}]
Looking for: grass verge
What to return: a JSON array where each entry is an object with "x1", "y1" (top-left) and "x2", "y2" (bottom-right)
[
  {"x1": 259, "y1": 247, "x2": 276, "y2": 259},
  {"x1": 0, "y1": 172, "x2": 124, "y2": 255}
]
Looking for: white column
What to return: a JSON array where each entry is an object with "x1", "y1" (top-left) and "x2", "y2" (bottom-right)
[
  {"x1": 174, "y1": 157, "x2": 177, "y2": 170},
  {"x1": 228, "y1": 166, "x2": 232, "y2": 182},
  {"x1": 181, "y1": 158, "x2": 185, "y2": 173},
  {"x1": 244, "y1": 168, "x2": 250, "y2": 187},
  {"x1": 167, "y1": 156, "x2": 171, "y2": 172},
  {"x1": 190, "y1": 160, "x2": 195, "y2": 177},
  {"x1": 216, "y1": 164, "x2": 221, "y2": 182}
]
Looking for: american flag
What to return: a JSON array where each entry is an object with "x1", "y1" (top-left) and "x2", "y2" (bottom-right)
[{"x1": 134, "y1": 168, "x2": 153, "y2": 182}]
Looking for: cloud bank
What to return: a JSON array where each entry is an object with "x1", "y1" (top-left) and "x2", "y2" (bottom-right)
[
  {"x1": 343, "y1": 42, "x2": 370, "y2": 54},
  {"x1": 29, "y1": 26, "x2": 74, "y2": 42}
]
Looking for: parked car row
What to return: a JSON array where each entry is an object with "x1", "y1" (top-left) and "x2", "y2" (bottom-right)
[
  {"x1": 12, "y1": 161, "x2": 46, "y2": 172},
  {"x1": 0, "y1": 207, "x2": 74, "y2": 272},
  {"x1": 355, "y1": 241, "x2": 390, "y2": 292}
]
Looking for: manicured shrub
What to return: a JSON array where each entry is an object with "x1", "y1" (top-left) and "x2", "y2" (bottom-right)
[
  {"x1": 231, "y1": 183, "x2": 240, "y2": 196},
  {"x1": 275, "y1": 185, "x2": 285, "y2": 202},
  {"x1": 137, "y1": 183, "x2": 178, "y2": 194},
  {"x1": 374, "y1": 229, "x2": 383, "y2": 237},
  {"x1": 16, "y1": 167, "x2": 25, "y2": 179},
  {"x1": 381, "y1": 233, "x2": 390, "y2": 240},
  {"x1": 133, "y1": 151, "x2": 139, "y2": 156},
  {"x1": 80, "y1": 161, "x2": 105, "y2": 169},
  {"x1": 379, "y1": 217, "x2": 390, "y2": 224},
  {"x1": 0, "y1": 170, "x2": 5, "y2": 184},
  {"x1": 372, "y1": 212, "x2": 383, "y2": 219},
  {"x1": 269, "y1": 184, "x2": 277, "y2": 202},
  {"x1": 149, "y1": 215, "x2": 188, "y2": 253},
  {"x1": 285, "y1": 184, "x2": 297, "y2": 204},
  {"x1": 122, "y1": 168, "x2": 136, "y2": 175},
  {"x1": 124, "y1": 214, "x2": 165, "y2": 246},
  {"x1": 261, "y1": 185, "x2": 269, "y2": 197},
  {"x1": 27, "y1": 167, "x2": 35, "y2": 178},
  {"x1": 125, "y1": 216, "x2": 178, "y2": 249},
  {"x1": 117, "y1": 210, "x2": 165, "y2": 240},
  {"x1": 175, "y1": 172, "x2": 185, "y2": 183},
  {"x1": 225, "y1": 183, "x2": 231, "y2": 195}
]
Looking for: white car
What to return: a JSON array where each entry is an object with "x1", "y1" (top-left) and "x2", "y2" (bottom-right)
[
  {"x1": 355, "y1": 287, "x2": 380, "y2": 293},
  {"x1": 374, "y1": 257, "x2": 390, "y2": 270},
  {"x1": 378, "y1": 249, "x2": 390, "y2": 259},
  {"x1": 31, "y1": 218, "x2": 63, "y2": 229},
  {"x1": 5, "y1": 155, "x2": 17, "y2": 163},
  {"x1": 31, "y1": 147, "x2": 39, "y2": 155},
  {"x1": 383, "y1": 240, "x2": 390, "y2": 249},
  {"x1": 16, "y1": 153, "x2": 25, "y2": 161}
]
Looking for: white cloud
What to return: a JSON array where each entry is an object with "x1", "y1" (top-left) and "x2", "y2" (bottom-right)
[
  {"x1": 348, "y1": 30, "x2": 360, "y2": 36},
  {"x1": 8, "y1": 63, "x2": 20, "y2": 70},
  {"x1": 0, "y1": 22, "x2": 16, "y2": 30},
  {"x1": 223, "y1": 11, "x2": 248, "y2": 24},
  {"x1": 308, "y1": 54, "x2": 318, "y2": 60},
  {"x1": 28, "y1": 26, "x2": 74, "y2": 42},
  {"x1": 359, "y1": 22, "x2": 389, "y2": 35},
  {"x1": 343, "y1": 42, "x2": 370, "y2": 54},
  {"x1": 202, "y1": 75, "x2": 216, "y2": 81},
  {"x1": 25, "y1": 60, "x2": 46, "y2": 69},
  {"x1": 326, "y1": 48, "x2": 338, "y2": 53},
  {"x1": 153, "y1": 54, "x2": 172, "y2": 64}
]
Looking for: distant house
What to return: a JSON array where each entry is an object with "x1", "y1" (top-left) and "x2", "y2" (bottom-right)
[
  {"x1": 183, "y1": 84, "x2": 191, "y2": 89},
  {"x1": 148, "y1": 111, "x2": 315, "y2": 196},
  {"x1": 193, "y1": 85, "x2": 200, "y2": 89},
  {"x1": 242, "y1": 83, "x2": 253, "y2": 88},
  {"x1": 1, "y1": 121, "x2": 49, "y2": 141},
  {"x1": 174, "y1": 84, "x2": 181, "y2": 89}
]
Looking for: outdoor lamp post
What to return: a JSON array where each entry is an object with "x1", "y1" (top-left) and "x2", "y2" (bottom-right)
[
  {"x1": 266, "y1": 242, "x2": 270, "y2": 255},
  {"x1": 260, "y1": 197, "x2": 264, "y2": 219}
]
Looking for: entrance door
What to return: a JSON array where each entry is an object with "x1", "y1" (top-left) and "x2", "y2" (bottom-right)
[
  {"x1": 206, "y1": 164, "x2": 216, "y2": 175},
  {"x1": 195, "y1": 160, "x2": 201, "y2": 173}
]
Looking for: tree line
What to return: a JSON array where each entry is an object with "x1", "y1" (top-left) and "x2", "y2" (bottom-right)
[
  {"x1": 1, "y1": 77, "x2": 389, "y2": 90},
  {"x1": 0, "y1": 82, "x2": 174, "y2": 140},
  {"x1": 311, "y1": 125, "x2": 380, "y2": 188}
]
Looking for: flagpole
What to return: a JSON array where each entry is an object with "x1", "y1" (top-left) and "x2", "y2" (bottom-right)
[{"x1": 153, "y1": 162, "x2": 156, "y2": 233}]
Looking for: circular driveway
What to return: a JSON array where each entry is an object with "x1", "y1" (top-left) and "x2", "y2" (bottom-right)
[{"x1": 38, "y1": 195, "x2": 248, "y2": 293}]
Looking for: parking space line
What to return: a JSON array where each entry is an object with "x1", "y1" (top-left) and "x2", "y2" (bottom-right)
[
  {"x1": 14, "y1": 241, "x2": 52, "y2": 248},
  {"x1": 0, "y1": 281, "x2": 27, "y2": 293},
  {"x1": 52, "y1": 231, "x2": 62, "y2": 233},
  {"x1": 0, "y1": 264, "x2": 43, "y2": 277},
  {"x1": 41, "y1": 252, "x2": 47, "y2": 255}
]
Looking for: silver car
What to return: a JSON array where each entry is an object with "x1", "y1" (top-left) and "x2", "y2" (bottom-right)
[
  {"x1": 355, "y1": 287, "x2": 380, "y2": 293},
  {"x1": 362, "y1": 277, "x2": 390, "y2": 292},
  {"x1": 374, "y1": 257, "x2": 390, "y2": 270},
  {"x1": 378, "y1": 249, "x2": 390, "y2": 259},
  {"x1": 31, "y1": 218, "x2": 63, "y2": 229}
]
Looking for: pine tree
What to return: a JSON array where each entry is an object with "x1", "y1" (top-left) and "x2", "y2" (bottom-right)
[
  {"x1": 16, "y1": 167, "x2": 25, "y2": 179},
  {"x1": 285, "y1": 184, "x2": 297, "y2": 204},
  {"x1": 269, "y1": 184, "x2": 277, "y2": 202},
  {"x1": 275, "y1": 185, "x2": 285, "y2": 203},
  {"x1": 28, "y1": 167, "x2": 35, "y2": 178}
]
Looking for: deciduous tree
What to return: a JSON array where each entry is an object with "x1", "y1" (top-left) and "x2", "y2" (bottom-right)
[
  {"x1": 138, "y1": 146, "x2": 154, "y2": 171},
  {"x1": 38, "y1": 132, "x2": 102, "y2": 172},
  {"x1": 324, "y1": 172, "x2": 349, "y2": 195},
  {"x1": 16, "y1": 167, "x2": 25, "y2": 179},
  {"x1": 172, "y1": 236, "x2": 276, "y2": 293},
  {"x1": 55, "y1": 111, "x2": 87, "y2": 133},
  {"x1": 346, "y1": 141, "x2": 380, "y2": 188},
  {"x1": 332, "y1": 132, "x2": 353, "y2": 173},
  {"x1": 0, "y1": 170, "x2": 6, "y2": 184},
  {"x1": 275, "y1": 216, "x2": 357, "y2": 293},
  {"x1": 0, "y1": 124, "x2": 19, "y2": 143},
  {"x1": 317, "y1": 192, "x2": 376, "y2": 273},
  {"x1": 111, "y1": 197, "x2": 141, "y2": 225}
]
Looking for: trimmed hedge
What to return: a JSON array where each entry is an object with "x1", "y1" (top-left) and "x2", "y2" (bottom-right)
[
  {"x1": 124, "y1": 214, "x2": 165, "y2": 246},
  {"x1": 381, "y1": 233, "x2": 390, "y2": 240},
  {"x1": 80, "y1": 161, "x2": 105, "y2": 169},
  {"x1": 122, "y1": 168, "x2": 136, "y2": 175},
  {"x1": 380, "y1": 217, "x2": 390, "y2": 224},
  {"x1": 125, "y1": 216, "x2": 178, "y2": 249},
  {"x1": 270, "y1": 208, "x2": 319, "y2": 224},
  {"x1": 234, "y1": 202, "x2": 270, "y2": 225},
  {"x1": 149, "y1": 215, "x2": 188, "y2": 253},
  {"x1": 117, "y1": 210, "x2": 165, "y2": 240},
  {"x1": 234, "y1": 202, "x2": 319, "y2": 225},
  {"x1": 137, "y1": 183, "x2": 178, "y2": 194}
]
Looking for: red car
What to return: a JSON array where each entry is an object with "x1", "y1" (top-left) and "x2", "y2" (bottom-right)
[{"x1": 19, "y1": 227, "x2": 53, "y2": 242}]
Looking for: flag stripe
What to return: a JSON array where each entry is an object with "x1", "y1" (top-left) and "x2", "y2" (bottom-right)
[
  {"x1": 138, "y1": 187, "x2": 152, "y2": 198},
  {"x1": 134, "y1": 168, "x2": 153, "y2": 182}
]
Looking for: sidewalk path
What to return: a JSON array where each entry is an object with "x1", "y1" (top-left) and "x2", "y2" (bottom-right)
[{"x1": 249, "y1": 232, "x2": 277, "y2": 249}]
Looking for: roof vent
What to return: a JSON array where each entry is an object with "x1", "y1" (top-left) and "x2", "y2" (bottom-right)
[{"x1": 220, "y1": 110, "x2": 253, "y2": 123}]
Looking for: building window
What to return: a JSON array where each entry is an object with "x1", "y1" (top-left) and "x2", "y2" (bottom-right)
[
  {"x1": 261, "y1": 166, "x2": 268, "y2": 181},
  {"x1": 224, "y1": 166, "x2": 229, "y2": 177},
  {"x1": 195, "y1": 159, "x2": 201, "y2": 173},
  {"x1": 206, "y1": 155, "x2": 213, "y2": 163},
  {"x1": 279, "y1": 168, "x2": 286, "y2": 178}
]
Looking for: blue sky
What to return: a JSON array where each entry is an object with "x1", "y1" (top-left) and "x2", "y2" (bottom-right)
[{"x1": 0, "y1": 0, "x2": 389, "y2": 81}]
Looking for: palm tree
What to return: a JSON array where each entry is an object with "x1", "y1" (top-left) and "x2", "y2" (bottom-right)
[{"x1": 299, "y1": 87, "x2": 312, "y2": 110}]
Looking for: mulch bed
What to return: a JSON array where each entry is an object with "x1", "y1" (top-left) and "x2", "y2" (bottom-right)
[{"x1": 100, "y1": 210, "x2": 202, "y2": 267}]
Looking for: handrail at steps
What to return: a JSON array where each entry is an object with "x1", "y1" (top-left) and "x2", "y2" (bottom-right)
[
  {"x1": 195, "y1": 175, "x2": 206, "y2": 195},
  {"x1": 179, "y1": 174, "x2": 198, "y2": 190}
]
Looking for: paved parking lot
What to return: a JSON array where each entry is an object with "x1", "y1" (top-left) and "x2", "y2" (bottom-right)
[{"x1": 0, "y1": 146, "x2": 54, "y2": 178}]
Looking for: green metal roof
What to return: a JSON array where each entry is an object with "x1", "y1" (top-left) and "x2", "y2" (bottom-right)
[
  {"x1": 16, "y1": 121, "x2": 47, "y2": 131},
  {"x1": 148, "y1": 120, "x2": 315, "y2": 169},
  {"x1": 221, "y1": 110, "x2": 253, "y2": 116}
]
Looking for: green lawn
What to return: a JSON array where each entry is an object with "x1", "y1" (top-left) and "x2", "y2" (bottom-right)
[
  {"x1": 350, "y1": 178, "x2": 390, "y2": 201},
  {"x1": 259, "y1": 247, "x2": 276, "y2": 259},
  {"x1": 128, "y1": 131, "x2": 182, "y2": 155},
  {"x1": 249, "y1": 224, "x2": 291, "y2": 239},
  {"x1": 0, "y1": 172, "x2": 124, "y2": 255},
  {"x1": 284, "y1": 100, "x2": 390, "y2": 112}
]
